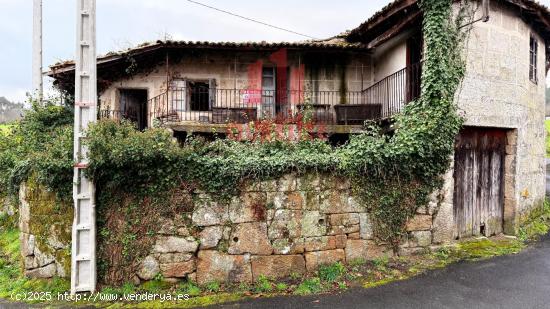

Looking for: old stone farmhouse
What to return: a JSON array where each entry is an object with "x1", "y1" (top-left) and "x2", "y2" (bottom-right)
[{"x1": 24, "y1": 0, "x2": 547, "y2": 284}]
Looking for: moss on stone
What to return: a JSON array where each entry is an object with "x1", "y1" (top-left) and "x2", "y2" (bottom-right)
[{"x1": 24, "y1": 175, "x2": 72, "y2": 276}]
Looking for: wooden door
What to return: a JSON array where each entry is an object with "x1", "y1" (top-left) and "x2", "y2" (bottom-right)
[{"x1": 453, "y1": 128, "x2": 506, "y2": 239}]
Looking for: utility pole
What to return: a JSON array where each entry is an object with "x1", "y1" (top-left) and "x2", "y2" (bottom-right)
[
  {"x1": 32, "y1": 0, "x2": 43, "y2": 101},
  {"x1": 72, "y1": 0, "x2": 97, "y2": 294}
]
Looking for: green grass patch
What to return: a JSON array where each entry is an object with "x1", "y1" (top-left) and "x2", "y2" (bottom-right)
[
  {"x1": 318, "y1": 262, "x2": 346, "y2": 283},
  {"x1": 294, "y1": 277, "x2": 322, "y2": 295},
  {"x1": 0, "y1": 227, "x2": 70, "y2": 302},
  {"x1": 518, "y1": 199, "x2": 550, "y2": 241},
  {"x1": 253, "y1": 275, "x2": 273, "y2": 293},
  {"x1": 454, "y1": 238, "x2": 525, "y2": 260}
]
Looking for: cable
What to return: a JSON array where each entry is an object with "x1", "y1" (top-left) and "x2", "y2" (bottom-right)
[{"x1": 186, "y1": 0, "x2": 319, "y2": 40}]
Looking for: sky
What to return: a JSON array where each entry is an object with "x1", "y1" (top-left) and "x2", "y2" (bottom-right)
[{"x1": 1, "y1": 0, "x2": 550, "y2": 103}]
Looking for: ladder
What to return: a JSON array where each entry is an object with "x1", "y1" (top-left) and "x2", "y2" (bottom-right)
[{"x1": 71, "y1": 0, "x2": 97, "y2": 294}]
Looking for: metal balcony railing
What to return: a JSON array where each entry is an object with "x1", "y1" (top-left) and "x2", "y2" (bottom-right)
[{"x1": 100, "y1": 62, "x2": 422, "y2": 127}]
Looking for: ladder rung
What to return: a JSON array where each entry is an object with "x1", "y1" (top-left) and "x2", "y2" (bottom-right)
[
  {"x1": 76, "y1": 255, "x2": 91, "y2": 261},
  {"x1": 76, "y1": 225, "x2": 90, "y2": 231},
  {"x1": 75, "y1": 285, "x2": 95, "y2": 293}
]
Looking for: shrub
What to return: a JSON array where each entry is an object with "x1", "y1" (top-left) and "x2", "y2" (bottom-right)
[{"x1": 318, "y1": 262, "x2": 346, "y2": 283}]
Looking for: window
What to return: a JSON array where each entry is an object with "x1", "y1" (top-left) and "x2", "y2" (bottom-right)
[
  {"x1": 261, "y1": 67, "x2": 276, "y2": 117},
  {"x1": 170, "y1": 79, "x2": 216, "y2": 112},
  {"x1": 529, "y1": 36, "x2": 538, "y2": 83},
  {"x1": 188, "y1": 81, "x2": 211, "y2": 111}
]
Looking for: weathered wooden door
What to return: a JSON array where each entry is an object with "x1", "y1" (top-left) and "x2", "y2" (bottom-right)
[{"x1": 453, "y1": 128, "x2": 506, "y2": 239}]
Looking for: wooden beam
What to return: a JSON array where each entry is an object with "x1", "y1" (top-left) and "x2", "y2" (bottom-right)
[{"x1": 367, "y1": 10, "x2": 421, "y2": 49}]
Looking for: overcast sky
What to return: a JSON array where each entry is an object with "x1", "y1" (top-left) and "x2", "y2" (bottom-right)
[{"x1": 1, "y1": 0, "x2": 549, "y2": 103}]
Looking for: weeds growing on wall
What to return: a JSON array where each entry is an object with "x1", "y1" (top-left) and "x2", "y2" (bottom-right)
[{"x1": 0, "y1": 0, "x2": 468, "y2": 284}]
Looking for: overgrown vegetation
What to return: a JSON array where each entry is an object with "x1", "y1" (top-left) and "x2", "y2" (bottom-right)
[
  {"x1": 0, "y1": 227, "x2": 70, "y2": 302},
  {"x1": 1, "y1": 201, "x2": 549, "y2": 307},
  {"x1": 0, "y1": 102, "x2": 73, "y2": 200},
  {"x1": 0, "y1": 0, "x2": 549, "y2": 307},
  {"x1": 84, "y1": 0, "x2": 467, "y2": 274},
  {"x1": 518, "y1": 199, "x2": 550, "y2": 241},
  {"x1": 0, "y1": 0, "x2": 470, "y2": 285}
]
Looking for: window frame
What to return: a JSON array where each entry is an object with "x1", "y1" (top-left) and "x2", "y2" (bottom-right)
[{"x1": 529, "y1": 35, "x2": 538, "y2": 84}]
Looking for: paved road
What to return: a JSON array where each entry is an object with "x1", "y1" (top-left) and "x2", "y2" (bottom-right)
[{"x1": 213, "y1": 234, "x2": 550, "y2": 309}]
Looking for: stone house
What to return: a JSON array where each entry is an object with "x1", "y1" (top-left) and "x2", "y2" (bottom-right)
[{"x1": 31, "y1": 0, "x2": 548, "y2": 283}]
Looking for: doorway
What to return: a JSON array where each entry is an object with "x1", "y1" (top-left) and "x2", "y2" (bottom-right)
[
  {"x1": 453, "y1": 127, "x2": 506, "y2": 238},
  {"x1": 119, "y1": 89, "x2": 148, "y2": 130},
  {"x1": 406, "y1": 32, "x2": 422, "y2": 102}
]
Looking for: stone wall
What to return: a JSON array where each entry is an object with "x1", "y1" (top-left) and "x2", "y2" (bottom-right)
[
  {"x1": 18, "y1": 178, "x2": 72, "y2": 279},
  {"x1": 134, "y1": 173, "x2": 443, "y2": 285}
]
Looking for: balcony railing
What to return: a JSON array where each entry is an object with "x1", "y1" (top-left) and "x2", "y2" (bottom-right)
[{"x1": 100, "y1": 62, "x2": 422, "y2": 127}]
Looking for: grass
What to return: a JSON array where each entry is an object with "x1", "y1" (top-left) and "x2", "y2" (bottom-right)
[
  {"x1": 294, "y1": 278, "x2": 322, "y2": 295},
  {"x1": 0, "y1": 228, "x2": 70, "y2": 302},
  {"x1": 545, "y1": 119, "x2": 550, "y2": 157},
  {"x1": 318, "y1": 262, "x2": 346, "y2": 282},
  {"x1": 518, "y1": 199, "x2": 550, "y2": 241}
]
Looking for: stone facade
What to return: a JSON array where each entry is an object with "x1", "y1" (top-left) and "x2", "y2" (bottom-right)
[{"x1": 449, "y1": 1, "x2": 546, "y2": 236}]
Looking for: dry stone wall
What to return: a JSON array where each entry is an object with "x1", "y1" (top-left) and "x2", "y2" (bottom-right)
[
  {"x1": 18, "y1": 172, "x2": 446, "y2": 283},
  {"x1": 133, "y1": 173, "x2": 442, "y2": 285},
  {"x1": 18, "y1": 179, "x2": 72, "y2": 279}
]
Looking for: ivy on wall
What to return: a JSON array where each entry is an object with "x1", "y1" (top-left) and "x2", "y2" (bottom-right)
[{"x1": 0, "y1": 0, "x2": 468, "y2": 283}]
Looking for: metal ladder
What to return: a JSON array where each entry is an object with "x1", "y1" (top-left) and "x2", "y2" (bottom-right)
[{"x1": 71, "y1": 0, "x2": 97, "y2": 294}]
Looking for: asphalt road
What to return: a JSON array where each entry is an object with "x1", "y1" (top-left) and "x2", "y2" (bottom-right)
[{"x1": 213, "y1": 234, "x2": 550, "y2": 309}]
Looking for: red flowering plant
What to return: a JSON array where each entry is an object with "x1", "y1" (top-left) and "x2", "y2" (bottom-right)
[{"x1": 226, "y1": 106, "x2": 327, "y2": 142}]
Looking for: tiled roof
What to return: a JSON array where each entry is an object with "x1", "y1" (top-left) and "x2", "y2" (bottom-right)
[
  {"x1": 347, "y1": 0, "x2": 550, "y2": 43},
  {"x1": 48, "y1": 39, "x2": 368, "y2": 74}
]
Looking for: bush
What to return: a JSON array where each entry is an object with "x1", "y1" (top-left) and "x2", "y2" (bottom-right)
[{"x1": 0, "y1": 102, "x2": 73, "y2": 199}]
